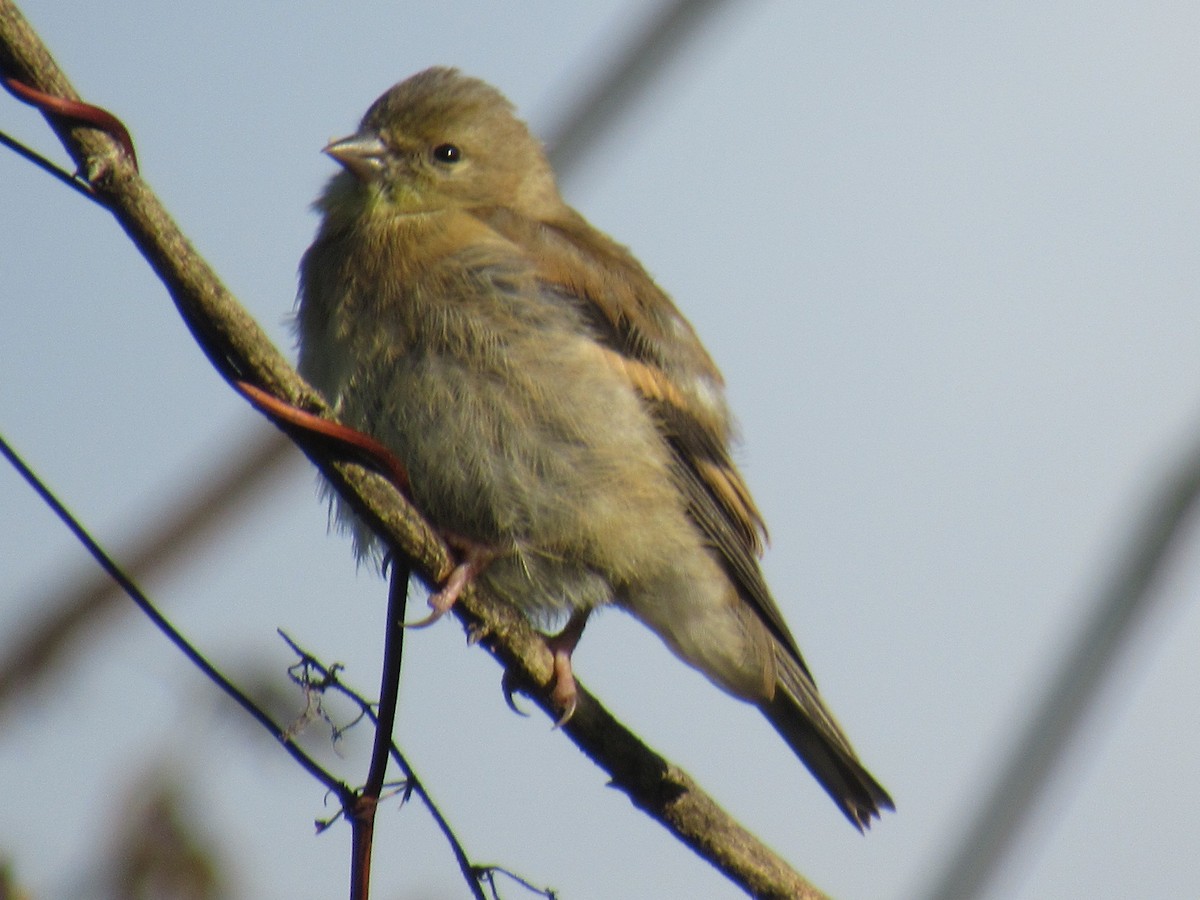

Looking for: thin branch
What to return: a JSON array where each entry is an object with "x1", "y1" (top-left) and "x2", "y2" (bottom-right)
[
  {"x1": 0, "y1": 126, "x2": 95, "y2": 199},
  {"x1": 365, "y1": 565, "x2": 410, "y2": 798},
  {"x1": 476, "y1": 866, "x2": 559, "y2": 900},
  {"x1": 0, "y1": 4, "x2": 825, "y2": 897},
  {"x1": 0, "y1": 428, "x2": 299, "y2": 712},
  {"x1": 281, "y1": 632, "x2": 493, "y2": 900},
  {"x1": 0, "y1": 438, "x2": 498, "y2": 900},
  {"x1": 350, "y1": 564, "x2": 412, "y2": 900},
  {"x1": 0, "y1": 431, "x2": 351, "y2": 803}
]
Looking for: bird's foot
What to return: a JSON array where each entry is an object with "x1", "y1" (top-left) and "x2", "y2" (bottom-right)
[
  {"x1": 547, "y1": 646, "x2": 578, "y2": 727},
  {"x1": 545, "y1": 611, "x2": 590, "y2": 727},
  {"x1": 405, "y1": 536, "x2": 495, "y2": 628},
  {"x1": 500, "y1": 610, "x2": 590, "y2": 726}
]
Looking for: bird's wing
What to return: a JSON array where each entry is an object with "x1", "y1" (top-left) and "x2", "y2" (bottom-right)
[{"x1": 472, "y1": 204, "x2": 808, "y2": 666}]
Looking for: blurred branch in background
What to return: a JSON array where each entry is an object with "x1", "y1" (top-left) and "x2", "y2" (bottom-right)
[
  {"x1": 542, "y1": 0, "x2": 737, "y2": 171},
  {"x1": 926, "y1": 429, "x2": 1200, "y2": 900},
  {"x1": 92, "y1": 775, "x2": 227, "y2": 900}
]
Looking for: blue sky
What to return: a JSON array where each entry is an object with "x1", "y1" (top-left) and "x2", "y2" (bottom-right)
[{"x1": 3, "y1": 3, "x2": 1199, "y2": 898}]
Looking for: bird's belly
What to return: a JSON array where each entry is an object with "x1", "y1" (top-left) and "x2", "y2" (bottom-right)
[{"x1": 342, "y1": 347, "x2": 697, "y2": 621}]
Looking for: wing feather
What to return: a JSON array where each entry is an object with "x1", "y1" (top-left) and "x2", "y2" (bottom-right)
[{"x1": 472, "y1": 204, "x2": 806, "y2": 660}]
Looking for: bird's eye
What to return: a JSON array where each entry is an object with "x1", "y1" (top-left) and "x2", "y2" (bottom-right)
[{"x1": 432, "y1": 143, "x2": 462, "y2": 164}]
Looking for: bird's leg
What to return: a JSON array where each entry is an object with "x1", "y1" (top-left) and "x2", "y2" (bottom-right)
[
  {"x1": 544, "y1": 610, "x2": 590, "y2": 727},
  {"x1": 500, "y1": 609, "x2": 590, "y2": 725},
  {"x1": 404, "y1": 534, "x2": 495, "y2": 628}
]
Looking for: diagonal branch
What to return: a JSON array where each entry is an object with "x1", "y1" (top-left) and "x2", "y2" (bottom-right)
[{"x1": 0, "y1": 4, "x2": 825, "y2": 897}]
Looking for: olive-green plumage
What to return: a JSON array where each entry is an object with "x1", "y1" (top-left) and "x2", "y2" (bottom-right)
[{"x1": 297, "y1": 66, "x2": 892, "y2": 828}]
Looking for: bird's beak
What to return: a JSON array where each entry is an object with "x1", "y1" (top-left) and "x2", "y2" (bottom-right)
[{"x1": 323, "y1": 132, "x2": 388, "y2": 182}]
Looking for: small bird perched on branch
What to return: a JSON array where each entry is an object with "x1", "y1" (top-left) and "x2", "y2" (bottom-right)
[{"x1": 297, "y1": 66, "x2": 892, "y2": 829}]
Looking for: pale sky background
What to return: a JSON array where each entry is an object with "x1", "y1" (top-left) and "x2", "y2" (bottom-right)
[{"x1": 3, "y1": 2, "x2": 1200, "y2": 898}]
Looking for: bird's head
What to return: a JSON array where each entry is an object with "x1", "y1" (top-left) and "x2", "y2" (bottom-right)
[{"x1": 318, "y1": 67, "x2": 561, "y2": 221}]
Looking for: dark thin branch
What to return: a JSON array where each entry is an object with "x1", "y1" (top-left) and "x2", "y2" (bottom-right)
[
  {"x1": 364, "y1": 565, "x2": 410, "y2": 797},
  {"x1": 350, "y1": 565, "x2": 412, "y2": 900},
  {"x1": 0, "y1": 436, "x2": 494, "y2": 900},
  {"x1": 281, "y1": 632, "x2": 492, "y2": 900},
  {"x1": 0, "y1": 428, "x2": 299, "y2": 712},
  {"x1": 476, "y1": 866, "x2": 559, "y2": 900},
  {"x1": 0, "y1": 431, "x2": 351, "y2": 803},
  {"x1": 0, "y1": 423, "x2": 500, "y2": 900},
  {"x1": 0, "y1": 4, "x2": 825, "y2": 897},
  {"x1": 0, "y1": 126, "x2": 96, "y2": 199}
]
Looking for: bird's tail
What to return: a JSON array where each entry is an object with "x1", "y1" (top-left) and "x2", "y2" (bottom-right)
[{"x1": 760, "y1": 650, "x2": 894, "y2": 830}]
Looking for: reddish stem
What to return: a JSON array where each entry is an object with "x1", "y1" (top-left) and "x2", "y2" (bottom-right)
[{"x1": 3, "y1": 76, "x2": 137, "y2": 169}]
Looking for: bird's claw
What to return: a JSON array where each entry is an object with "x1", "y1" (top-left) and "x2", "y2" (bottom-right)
[
  {"x1": 498, "y1": 629, "x2": 579, "y2": 726},
  {"x1": 402, "y1": 541, "x2": 493, "y2": 628},
  {"x1": 501, "y1": 670, "x2": 532, "y2": 717},
  {"x1": 498, "y1": 612, "x2": 588, "y2": 727},
  {"x1": 401, "y1": 580, "x2": 458, "y2": 628},
  {"x1": 543, "y1": 610, "x2": 588, "y2": 727},
  {"x1": 549, "y1": 642, "x2": 578, "y2": 728}
]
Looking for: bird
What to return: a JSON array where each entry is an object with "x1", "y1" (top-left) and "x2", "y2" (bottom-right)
[{"x1": 296, "y1": 66, "x2": 893, "y2": 830}]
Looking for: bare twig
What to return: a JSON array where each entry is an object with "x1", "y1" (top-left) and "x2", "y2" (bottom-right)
[
  {"x1": 476, "y1": 865, "x2": 559, "y2": 900},
  {"x1": 0, "y1": 432, "x2": 351, "y2": 802},
  {"x1": 281, "y1": 631, "x2": 492, "y2": 900},
  {"x1": 0, "y1": 124, "x2": 95, "y2": 198},
  {"x1": 350, "y1": 565, "x2": 413, "y2": 900},
  {"x1": 0, "y1": 432, "x2": 496, "y2": 900},
  {"x1": 0, "y1": 428, "x2": 298, "y2": 712}
]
